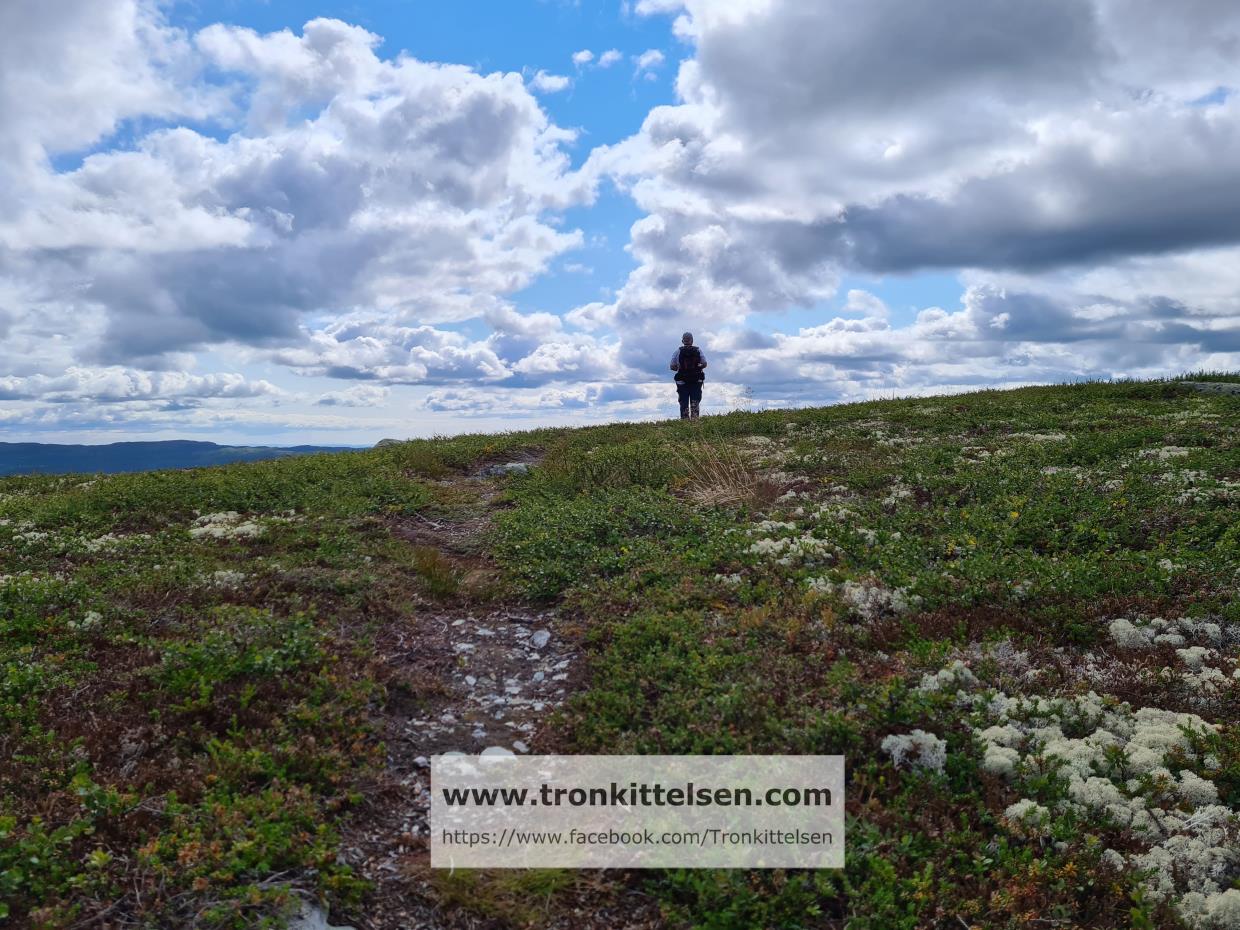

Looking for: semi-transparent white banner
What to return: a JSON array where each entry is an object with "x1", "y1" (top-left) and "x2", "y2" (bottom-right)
[{"x1": 431, "y1": 754, "x2": 844, "y2": 869}]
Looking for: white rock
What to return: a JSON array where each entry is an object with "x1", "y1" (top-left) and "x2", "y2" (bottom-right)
[{"x1": 288, "y1": 903, "x2": 355, "y2": 930}]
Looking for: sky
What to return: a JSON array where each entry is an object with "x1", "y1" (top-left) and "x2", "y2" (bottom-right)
[{"x1": 1, "y1": 0, "x2": 1238, "y2": 445}]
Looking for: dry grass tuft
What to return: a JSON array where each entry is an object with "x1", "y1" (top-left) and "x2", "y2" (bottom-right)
[
  {"x1": 674, "y1": 442, "x2": 787, "y2": 509},
  {"x1": 410, "y1": 545, "x2": 460, "y2": 597}
]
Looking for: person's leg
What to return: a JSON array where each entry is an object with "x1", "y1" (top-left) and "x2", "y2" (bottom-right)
[
  {"x1": 676, "y1": 382, "x2": 691, "y2": 419},
  {"x1": 689, "y1": 382, "x2": 703, "y2": 419}
]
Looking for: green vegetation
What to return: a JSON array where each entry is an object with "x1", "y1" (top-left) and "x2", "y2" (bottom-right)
[{"x1": 2, "y1": 380, "x2": 1238, "y2": 928}]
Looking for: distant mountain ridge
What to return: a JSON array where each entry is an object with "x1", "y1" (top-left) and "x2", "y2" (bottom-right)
[{"x1": 0, "y1": 440, "x2": 358, "y2": 476}]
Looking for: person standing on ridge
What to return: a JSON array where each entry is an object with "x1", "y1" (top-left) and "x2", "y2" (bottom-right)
[{"x1": 670, "y1": 331, "x2": 707, "y2": 420}]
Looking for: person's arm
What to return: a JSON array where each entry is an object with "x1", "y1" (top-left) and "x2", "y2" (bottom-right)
[
  {"x1": 670, "y1": 349, "x2": 680, "y2": 371},
  {"x1": 698, "y1": 350, "x2": 707, "y2": 370}
]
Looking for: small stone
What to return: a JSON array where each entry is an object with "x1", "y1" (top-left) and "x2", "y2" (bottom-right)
[
  {"x1": 289, "y1": 903, "x2": 356, "y2": 930},
  {"x1": 464, "y1": 675, "x2": 477, "y2": 687},
  {"x1": 532, "y1": 671, "x2": 545, "y2": 683},
  {"x1": 530, "y1": 629, "x2": 551, "y2": 649},
  {"x1": 513, "y1": 740, "x2": 529, "y2": 754},
  {"x1": 414, "y1": 756, "x2": 429, "y2": 768}
]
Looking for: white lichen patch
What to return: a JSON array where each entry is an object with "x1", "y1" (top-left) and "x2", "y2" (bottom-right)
[
  {"x1": 960, "y1": 682, "x2": 1239, "y2": 923},
  {"x1": 747, "y1": 520, "x2": 797, "y2": 535},
  {"x1": 881, "y1": 483, "x2": 916, "y2": 507},
  {"x1": 187, "y1": 510, "x2": 294, "y2": 540},
  {"x1": 80, "y1": 532, "x2": 150, "y2": 553},
  {"x1": 916, "y1": 659, "x2": 979, "y2": 695},
  {"x1": 1010, "y1": 431, "x2": 1069, "y2": 442},
  {"x1": 1140, "y1": 445, "x2": 1196, "y2": 460},
  {"x1": 67, "y1": 610, "x2": 103, "y2": 631},
  {"x1": 1179, "y1": 888, "x2": 1240, "y2": 930},
  {"x1": 1177, "y1": 646, "x2": 1216, "y2": 670},
  {"x1": 881, "y1": 729, "x2": 947, "y2": 772},
  {"x1": 1108, "y1": 616, "x2": 1225, "y2": 650},
  {"x1": 1003, "y1": 798, "x2": 1053, "y2": 835},
  {"x1": 741, "y1": 516, "x2": 840, "y2": 568},
  {"x1": 808, "y1": 578, "x2": 917, "y2": 621}
]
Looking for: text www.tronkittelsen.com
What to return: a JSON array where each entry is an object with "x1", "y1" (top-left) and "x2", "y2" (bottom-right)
[
  {"x1": 441, "y1": 781, "x2": 834, "y2": 808},
  {"x1": 440, "y1": 782, "x2": 834, "y2": 849}
]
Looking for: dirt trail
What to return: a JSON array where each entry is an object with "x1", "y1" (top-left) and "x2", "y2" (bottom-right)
[{"x1": 332, "y1": 462, "x2": 657, "y2": 930}]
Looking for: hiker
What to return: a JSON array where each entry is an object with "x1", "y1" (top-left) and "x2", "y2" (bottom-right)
[{"x1": 670, "y1": 331, "x2": 707, "y2": 420}]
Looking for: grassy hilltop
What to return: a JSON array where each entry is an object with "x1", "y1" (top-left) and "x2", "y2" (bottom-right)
[{"x1": 2, "y1": 379, "x2": 1238, "y2": 930}]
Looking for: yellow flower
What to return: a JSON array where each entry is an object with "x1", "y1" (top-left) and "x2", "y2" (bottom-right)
[{"x1": 1009, "y1": 511, "x2": 1020, "y2": 520}]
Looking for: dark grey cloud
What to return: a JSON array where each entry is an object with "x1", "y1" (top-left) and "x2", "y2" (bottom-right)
[
  {"x1": 694, "y1": 0, "x2": 1101, "y2": 131},
  {"x1": 831, "y1": 128, "x2": 1240, "y2": 273}
]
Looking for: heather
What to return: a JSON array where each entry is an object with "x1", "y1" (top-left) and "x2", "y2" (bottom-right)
[{"x1": 2, "y1": 379, "x2": 1238, "y2": 929}]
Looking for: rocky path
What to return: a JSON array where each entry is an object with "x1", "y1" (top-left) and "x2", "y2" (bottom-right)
[
  {"x1": 336, "y1": 605, "x2": 583, "y2": 929},
  {"x1": 326, "y1": 462, "x2": 656, "y2": 930},
  {"x1": 404, "y1": 607, "x2": 575, "y2": 758}
]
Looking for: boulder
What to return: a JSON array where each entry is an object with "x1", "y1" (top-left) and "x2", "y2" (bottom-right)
[
  {"x1": 1179, "y1": 381, "x2": 1240, "y2": 396},
  {"x1": 480, "y1": 462, "x2": 531, "y2": 477}
]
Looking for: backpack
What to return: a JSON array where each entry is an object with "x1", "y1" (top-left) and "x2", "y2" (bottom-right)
[{"x1": 675, "y1": 345, "x2": 705, "y2": 384}]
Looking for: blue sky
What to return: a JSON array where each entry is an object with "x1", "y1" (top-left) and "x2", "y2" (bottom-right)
[{"x1": 2, "y1": 0, "x2": 1236, "y2": 445}]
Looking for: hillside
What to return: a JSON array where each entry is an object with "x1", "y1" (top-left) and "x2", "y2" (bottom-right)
[
  {"x1": 0, "y1": 441, "x2": 356, "y2": 477},
  {"x1": 1, "y1": 380, "x2": 1238, "y2": 930}
]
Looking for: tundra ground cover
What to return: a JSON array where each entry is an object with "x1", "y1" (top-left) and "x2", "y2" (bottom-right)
[
  {"x1": 1, "y1": 379, "x2": 1237, "y2": 929},
  {"x1": 492, "y1": 381, "x2": 1239, "y2": 929}
]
